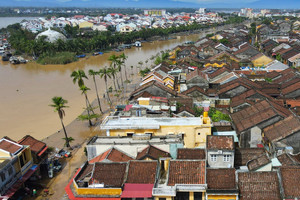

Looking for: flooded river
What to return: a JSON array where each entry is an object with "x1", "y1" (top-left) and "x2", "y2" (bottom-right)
[{"x1": 0, "y1": 26, "x2": 225, "y2": 140}]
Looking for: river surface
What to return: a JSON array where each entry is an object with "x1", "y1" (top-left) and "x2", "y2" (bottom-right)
[
  {"x1": 0, "y1": 22, "x2": 225, "y2": 140},
  {"x1": 0, "y1": 17, "x2": 38, "y2": 29}
]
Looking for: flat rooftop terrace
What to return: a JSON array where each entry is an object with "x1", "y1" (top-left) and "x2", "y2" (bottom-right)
[{"x1": 100, "y1": 116, "x2": 202, "y2": 130}]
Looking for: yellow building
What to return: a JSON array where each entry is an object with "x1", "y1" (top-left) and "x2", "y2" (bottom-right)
[
  {"x1": 251, "y1": 54, "x2": 273, "y2": 67},
  {"x1": 0, "y1": 138, "x2": 33, "y2": 196},
  {"x1": 79, "y1": 21, "x2": 93, "y2": 29},
  {"x1": 100, "y1": 112, "x2": 212, "y2": 148}
]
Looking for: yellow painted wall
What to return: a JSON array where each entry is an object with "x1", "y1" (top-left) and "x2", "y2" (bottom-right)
[
  {"x1": 74, "y1": 182, "x2": 122, "y2": 196},
  {"x1": 207, "y1": 194, "x2": 237, "y2": 200},
  {"x1": 164, "y1": 77, "x2": 174, "y2": 84},
  {"x1": 143, "y1": 75, "x2": 155, "y2": 83},
  {"x1": 79, "y1": 21, "x2": 93, "y2": 29},
  {"x1": 109, "y1": 117, "x2": 212, "y2": 148},
  {"x1": 205, "y1": 63, "x2": 226, "y2": 68},
  {"x1": 252, "y1": 55, "x2": 273, "y2": 67},
  {"x1": 138, "y1": 99, "x2": 150, "y2": 105},
  {"x1": 154, "y1": 197, "x2": 173, "y2": 200},
  {"x1": 166, "y1": 84, "x2": 174, "y2": 90},
  {"x1": 0, "y1": 151, "x2": 10, "y2": 158}
]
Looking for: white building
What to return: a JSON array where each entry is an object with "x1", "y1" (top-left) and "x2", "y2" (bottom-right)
[{"x1": 199, "y1": 8, "x2": 206, "y2": 14}]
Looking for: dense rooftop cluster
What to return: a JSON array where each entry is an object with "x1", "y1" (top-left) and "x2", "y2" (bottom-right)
[{"x1": 65, "y1": 17, "x2": 300, "y2": 199}]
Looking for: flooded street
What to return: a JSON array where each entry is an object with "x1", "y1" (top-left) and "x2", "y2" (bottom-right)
[{"x1": 0, "y1": 32, "x2": 208, "y2": 140}]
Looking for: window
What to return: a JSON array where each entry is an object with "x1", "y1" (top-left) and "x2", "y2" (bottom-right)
[
  {"x1": 210, "y1": 154, "x2": 217, "y2": 162},
  {"x1": 223, "y1": 155, "x2": 231, "y2": 162}
]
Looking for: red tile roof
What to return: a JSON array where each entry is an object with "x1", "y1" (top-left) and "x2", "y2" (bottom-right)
[
  {"x1": 126, "y1": 161, "x2": 158, "y2": 184},
  {"x1": 231, "y1": 100, "x2": 291, "y2": 133},
  {"x1": 89, "y1": 147, "x2": 134, "y2": 163},
  {"x1": 281, "y1": 81, "x2": 300, "y2": 96},
  {"x1": 238, "y1": 172, "x2": 281, "y2": 200},
  {"x1": 0, "y1": 139, "x2": 23, "y2": 154},
  {"x1": 207, "y1": 67, "x2": 230, "y2": 79},
  {"x1": 177, "y1": 148, "x2": 206, "y2": 160},
  {"x1": 263, "y1": 115, "x2": 300, "y2": 143},
  {"x1": 280, "y1": 167, "x2": 300, "y2": 199},
  {"x1": 235, "y1": 148, "x2": 265, "y2": 167},
  {"x1": 137, "y1": 145, "x2": 170, "y2": 160},
  {"x1": 92, "y1": 162, "x2": 127, "y2": 187},
  {"x1": 181, "y1": 86, "x2": 208, "y2": 97},
  {"x1": 208, "y1": 51, "x2": 241, "y2": 62},
  {"x1": 207, "y1": 135, "x2": 234, "y2": 150},
  {"x1": 167, "y1": 160, "x2": 205, "y2": 186},
  {"x1": 18, "y1": 135, "x2": 46, "y2": 154},
  {"x1": 186, "y1": 69, "x2": 207, "y2": 81},
  {"x1": 130, "y1": 80, "x2": 177, "y2": 98},
  {"x1": 207, "y1": 168, "x2": 236, "y2": 190},
  {"x1": 247, "y1": 154, "x2": 271, "y2": 171}
]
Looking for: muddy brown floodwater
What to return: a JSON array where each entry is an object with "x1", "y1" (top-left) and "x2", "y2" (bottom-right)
[{"x1": 0, "y1": 28, "x2": 222, "y2": 140}]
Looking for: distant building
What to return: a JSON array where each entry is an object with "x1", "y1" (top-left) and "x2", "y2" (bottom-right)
[
  {"x1": 35, "y1": 29, "x2": 67, "y2": 43},
  {"x1": 199, "y1": 8, "x2": 206, "y2": 14},
  {"x1": 144, "y1": 9, "x2": 166, "y2": 16},
  {"x1": 239, "y1": 8, "x2": 253, "y2": 18}
]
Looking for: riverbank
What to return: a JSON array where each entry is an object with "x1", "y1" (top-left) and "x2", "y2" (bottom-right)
[
  {"x1": 0, "y1": 24, "x2": 226, "y2": 141},
  {"x1": 30, "y1": 74, "x2": 141, "y2": 200}
]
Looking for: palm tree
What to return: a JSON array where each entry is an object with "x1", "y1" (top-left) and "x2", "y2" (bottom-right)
[
  {"x1": 80, "y1": 85, "x2": 94, "y2": 126},
  {"x1": 116, "y1": 59, "x2": 124, "y2": 88},
  {"x1": 119, "y1": 53, "x2": 128, "y2": 81},
  {"x1": 108, "y1": 55, "x2": 121, "y2": 89},
  {"x1": 99, "y1": 67, "x2": 112, "y2": 104},
  {"x1": 71, "y1": 70, "x2": 88, "y2": 88},
  {"x1": 88, "y1": 69, "x2": 103, "y2": 114},
  {"x1": 108, "y1": 65, "x2": 119, "y2": 91},
  {"x1": 49, "y1": 96, "x2": 70, "y2": 148}
]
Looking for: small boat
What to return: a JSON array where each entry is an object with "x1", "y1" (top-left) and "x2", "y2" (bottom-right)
[
  {"x1": 76, "y1": 54, "x2": 86, "y2": 58},
  {"x1": 135, "y1": 41, "x2": 142, "y2": 47},
  {"x1": 2, "y1": 52, "x2": 12, "y2": 61},
  {"x1": 93, "y1": 52, "x2": 104, "y2": 56}
]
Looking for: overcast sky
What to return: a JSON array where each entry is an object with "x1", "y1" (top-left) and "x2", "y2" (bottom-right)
[{"x1": 2, "y1": 0, "x2": 300, "y2": 9}]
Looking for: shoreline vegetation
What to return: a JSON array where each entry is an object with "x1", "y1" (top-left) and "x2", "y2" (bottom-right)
[
  {"x1": 37, "y1": 51, "x2": 78, "y2": 64},
  {"x1": 2, "y1": 16, "x2": 246, "y2": 65}
]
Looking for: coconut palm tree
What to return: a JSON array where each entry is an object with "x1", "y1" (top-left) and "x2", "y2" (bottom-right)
[
  {"x1": 99, "y1": 67, "x2": 112, "y2": 104},
  {"x1": 108, "y1": 65, "x2": 119, "y2": 91},
  {"x1": 108, "y1": 55, "x2": 121, "y2": 89},
  {"x1": 70, "y1": 70, "x2": 88, "y2": 88},
  {"x1": 80, "y1": 85, "x2": 94, "y2": 126},
  {"x1": 49, "y1": 96, "x2": 70, "y2": 148},
  {"x1": 88, "y1": 69, "x2": 103, "y2": 114},
  {"x1": 119, "y1": 53, "x2": 128, "y2": 81}
]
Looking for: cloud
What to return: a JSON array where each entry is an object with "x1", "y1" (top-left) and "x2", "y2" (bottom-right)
[{"x1": 171, "y1": 0, "x2": 258, "y2": 4}]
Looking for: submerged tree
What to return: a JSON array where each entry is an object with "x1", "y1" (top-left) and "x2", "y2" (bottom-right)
[
  {"x1": 80, "y1": 85, "x2": 95, "y2": 126},
  {"x1": 99, "y1": 67, "x2": 112, "y2": 104},
  {"x1": 49, "y1": 96, "x2": 71, "y2": 148},
  {"x1": 88, "y1": 69, "x2": 103, "y2": 114}
]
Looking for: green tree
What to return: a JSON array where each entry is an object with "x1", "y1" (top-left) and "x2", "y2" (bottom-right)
[
  {"x1": 99, "y1": 67, "x2": 112, "y2": 104},
  {"x1": 62, "y1": 137, "x2": 74, "y2": 147},
  {"x1": 108, "y1": 55, "x2": 121, "y2": 89},
  {"x1": 49, "y1": 96, "x2": 71, "y2": 148},
  {"x1": 71, "y1": 70, "x2": 88, "y2": 88},
  {"x1": 108, "y1": 65, "x2": 119, "y2": 91},
  {"x1": 79, "y1": 85, "x2": 94, "y2": 126},
  {"x1": 88, "y1": 69, "x2": 103, "y2": 114},
  {"x1": 119, "y1": 53, "x2": 128, "y2": 81}
]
